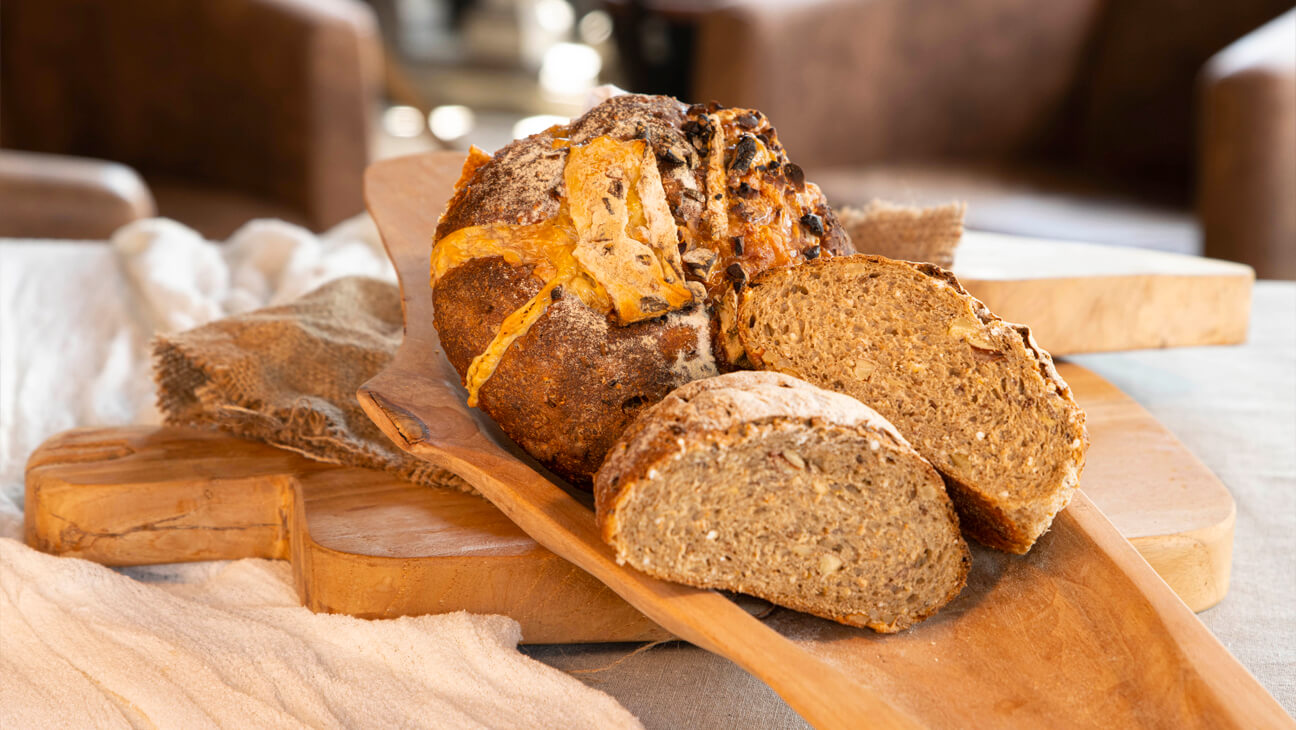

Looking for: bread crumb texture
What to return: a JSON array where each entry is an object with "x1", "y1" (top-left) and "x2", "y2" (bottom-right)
[
  {"x1": 595, "y1": 371, "x2": 970, "y2": 633},
  {"x1": 737, "y1": 255, "x2": 1088, "y2": 553}
]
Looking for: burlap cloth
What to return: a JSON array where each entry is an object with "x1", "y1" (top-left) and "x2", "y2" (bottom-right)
[
  {"x1": 153, "y1": 276, "x2": 472, "y2": 494},
  {"x1": 839, "y1": 200, "x2": 966, "y2": 268}
]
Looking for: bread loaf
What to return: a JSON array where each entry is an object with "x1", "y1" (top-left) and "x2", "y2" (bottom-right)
[
  {"x1": 431, "y1": 94, "x2": 851, "y2": 485},
  {"x1": 595, "y1": 371, "x2": 971, "y2": 633},
  {"x1": 737, "y1": 256, "x2": 1088, "y2": 553}
]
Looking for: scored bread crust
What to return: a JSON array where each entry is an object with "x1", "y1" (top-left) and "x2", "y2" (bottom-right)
[
  {"x1": 435, "y1": 257, "x2": 714, "y2": 484},
  {"x1": 736, "y1": 255, "x2": 1089, "y2": 553},
  {"x1": 432, "y1": 94, "x2": 851, "y2": 485},
  {"x1": 594, "y1": 371, "x2": 970, "y2": 632}
]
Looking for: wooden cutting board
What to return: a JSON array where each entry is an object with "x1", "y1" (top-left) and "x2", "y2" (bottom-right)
[
  {"x1": 952, "y1": 232, "x2": 1254, "y2": 355},
  {"x1": 351, "y1": 152, "x2": 1287, "y2": 727},
  {"x1": 24, "y1": 426, "x2": 668, "y2": 644},
  {"x1": 22, "y1": 355, "x2": 1235, "y2": 646}
]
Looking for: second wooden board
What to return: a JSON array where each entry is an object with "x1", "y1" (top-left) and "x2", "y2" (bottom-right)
[{"x1": 953, "y1": 232, "x2": 1254, "y2": 355}]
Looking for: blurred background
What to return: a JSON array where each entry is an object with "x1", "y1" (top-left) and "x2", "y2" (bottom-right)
[{"x1": 2, "y1": 0, "x2": 1293, "y2": 277}]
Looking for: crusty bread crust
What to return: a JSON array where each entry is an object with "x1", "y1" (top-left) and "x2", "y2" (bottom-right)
[
  {"x1": 431, "y1": 94, "x2": 851, "y2": 485},
  {"x1": 594, "y1": 371, "x2": 970, "y2": 632},
  {"x1": 434, "y1": 256, "x2": 715, "y2": 485}
]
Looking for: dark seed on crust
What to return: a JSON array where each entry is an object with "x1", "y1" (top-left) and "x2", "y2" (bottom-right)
[
  {"x1": 713, "y1": 193, "x2": 723, "y2": 201},
  {"x1": 736, "y1": 112, "x2": 759, "y2": 129},
  {"x1": 609, "y1": 179, "x2": 624, "y2": 198},
  {"x1": 734, "y1": 182, "x2": 757, "y2": 199},
  {"x1": 682, "y1": 247, "x2": 718, "y2": 278},
  {"x1": 603, "y1": 197, "x2": 615, "y2": 215},
  {"x1": 732, "y1": 236, "x2": 745, "y2": 255},
  {"x1": 639, "y1": 295, "x2": 668, "y2": 314},
  {"x1": 803, "y1": 245, "x2": 821, "y2": 260},
  {"x1": 726, "y1": 262, "x2": 747, "y2": 284},
  {"x1": 550, "y1": 285, "x2": 564, "y2": 300},
  {"x1": 799, "y1": 212, "x2": 824, "y2": 236},
  {"x1": 784, "y1": 163, "x2": 806, "y2": 192},
  {"x1": 730, "y1": 135, "x2": 758, "y2": 173},
  {"x1": 687, "y1": 103, "x2": 708, "y2": 117}
]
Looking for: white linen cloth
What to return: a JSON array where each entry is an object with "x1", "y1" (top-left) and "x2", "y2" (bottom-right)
[{"x1": 0, "y1": 218, "x2": 641, "y2": 729}]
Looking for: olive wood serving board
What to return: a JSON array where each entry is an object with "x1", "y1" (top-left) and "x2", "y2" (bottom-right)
[{"x1": 351, "y1": 152, "x2": 1288, "y2": 728}]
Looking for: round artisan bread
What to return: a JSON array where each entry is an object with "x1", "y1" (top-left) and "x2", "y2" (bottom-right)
[
  {"x1": 432, "y1": 93, "x2": 851, "y2": 485},
  {"x1": 594, "y1": 371, "x2": 971, "y2": 633}
]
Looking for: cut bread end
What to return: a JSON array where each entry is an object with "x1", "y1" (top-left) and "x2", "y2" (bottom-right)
[
  {"x1": 595, "y1": 372, "x2": 970, "y2": 633},
  {"x1": 737, "y1": 255, "x2": 1088, "y2": 554}
]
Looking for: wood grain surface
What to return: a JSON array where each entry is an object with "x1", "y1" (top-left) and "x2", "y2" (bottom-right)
[
  {"x1": 953, "y1": 232, "x2": 1254, "y2": 356},
  {"x1": 352, "y1": 151, "x2": 1289, "y2": 728}
]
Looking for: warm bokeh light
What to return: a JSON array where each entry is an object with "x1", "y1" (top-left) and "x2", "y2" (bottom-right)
[
  {"x1": 534, "y1": 0, "x2": 575, "y2": 35},
  {"x1": 539, "y1": 42, "x2": 601, "y2": 96},
  {"x1": 428, "y1": 105, "x2": 476, "y2": 141},
  {"x1": 382, "y1": 105, "x2": 425, "y2": 138},
  {"x1": 578, "y1": 10, "x2": 613, "y2": 45}
]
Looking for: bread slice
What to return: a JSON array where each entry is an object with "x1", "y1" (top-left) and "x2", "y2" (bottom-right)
[
  {"x1": 737, "y1": 255, "x2": 1088, "y2": 554},
  {"x1": 595, "y1": 371, "x2": 970, "y2": 633}
]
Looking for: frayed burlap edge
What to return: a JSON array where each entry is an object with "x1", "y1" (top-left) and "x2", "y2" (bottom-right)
[{"x1": 152, "y1": 277, "x2": 475, "y2": 496}]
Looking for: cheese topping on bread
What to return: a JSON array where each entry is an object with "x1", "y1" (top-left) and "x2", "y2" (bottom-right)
[{"x1": 432, "y1": 136, "x2": 696, "y2": 404}]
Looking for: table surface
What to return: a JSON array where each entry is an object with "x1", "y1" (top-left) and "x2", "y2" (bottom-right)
[{"x1": 523, "y1": 281, "x2": 1296, "y2": 728}]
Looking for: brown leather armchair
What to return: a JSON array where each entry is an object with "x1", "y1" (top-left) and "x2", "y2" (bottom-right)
[
  {"x1": 1, "y1": 0, "x2": 381, "y2": 240},
  {"x1": 687, "y1": 0, "x2": 1295, "y2": 278},
  {"x1": 1199, "y1": 12, "x2": 1296, "y2": 280},
  {"x1": 0, "y1": 151, "x2": 156, "y2": 240}
]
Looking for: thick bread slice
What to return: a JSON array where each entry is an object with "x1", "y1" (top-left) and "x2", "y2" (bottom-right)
[
  {"x1": 595, "y1": 371, "x2": 970, "y2": 633},
  {"x1": 737, "y1": 255, "x2": 1088, "y2": 553}
]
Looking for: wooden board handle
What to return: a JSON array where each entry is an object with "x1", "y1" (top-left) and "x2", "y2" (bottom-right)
[{"x1": 25, "y1": 428, "x2": 293, "y2": 564}]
